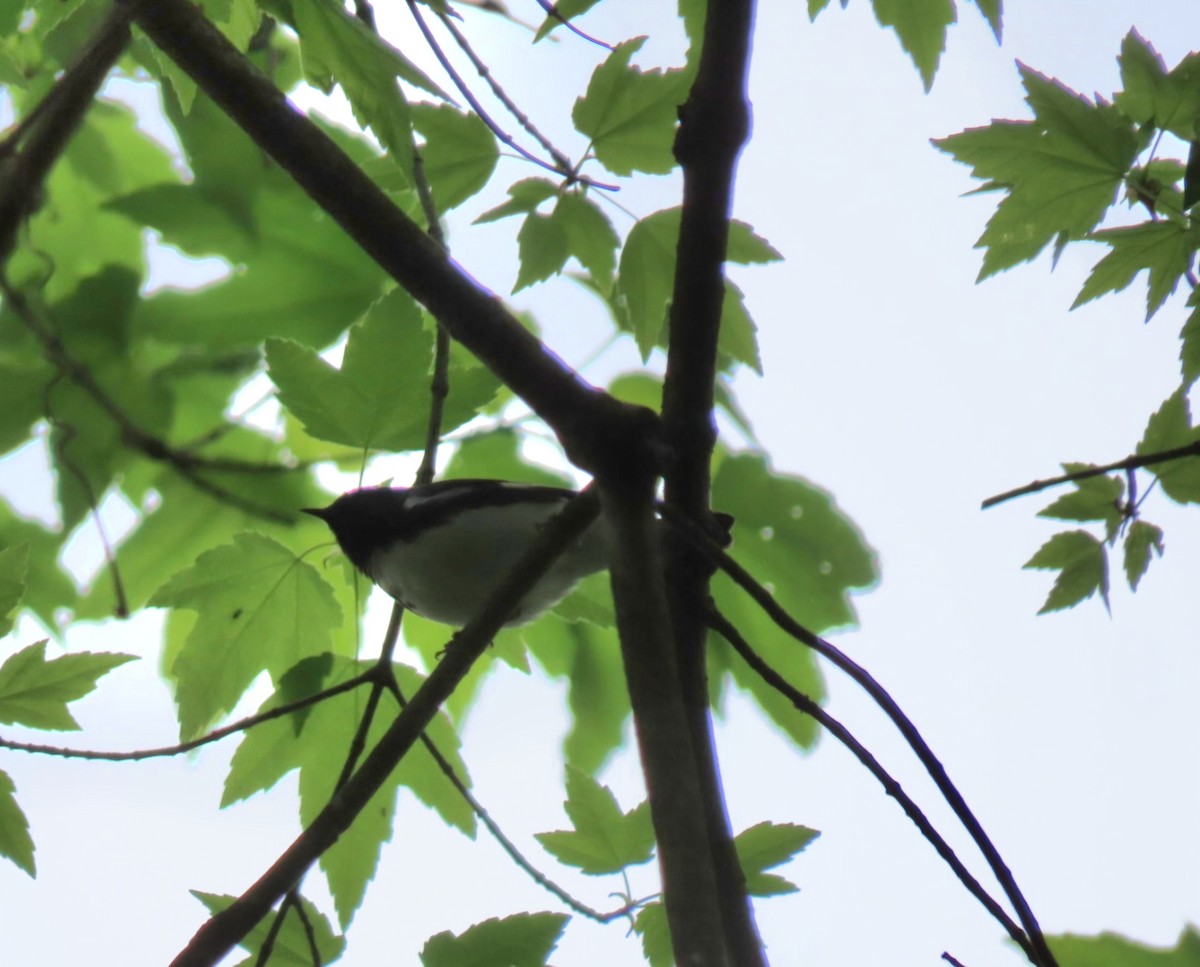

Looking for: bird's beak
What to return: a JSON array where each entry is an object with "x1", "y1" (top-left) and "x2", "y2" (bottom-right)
[{"x1": 301, "y1": 506, "x2": 330, "y2": 521}]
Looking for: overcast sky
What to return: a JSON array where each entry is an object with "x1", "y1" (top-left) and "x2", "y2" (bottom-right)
[{"x1": 2, "y1": 1, "x2": 1199, "y2": 965}]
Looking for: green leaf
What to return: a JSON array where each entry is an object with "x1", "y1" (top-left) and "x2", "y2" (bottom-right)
[
  {"x1": 534, "y1": 766, "x2": 654, "y2": 874},
  {"x1": 709, "y1": 452, "x2": 877, "y2": 746},
  {"x1": 1049, "y1": 926, "x2": 1200, "y2": 967},
  {"x1": 10, "y1": 100, "x2": 175, "y2": 299},
  {"x1": 514, "y1": 212, "x2": 570, "y2": 292},
  {"x1": 0, "y1": 504, "x2": 76, "y2": 627},
  {"x1": 1116, "y1": 31, "x2": 1200, "y2": 142},
  {"x1": 224, "y1": 659, "x2": 474, "y2": 926},
  {"x1": 1036, "y1": 468, "x2": 1123, "y2": 539},
  {"x1": 0, "y1": 543, "x2": 28, "y2": 639},
  {"x1": 1136, "y1": 389, "x2": 1200, "y2": 504},
  {"x1": 268, "y1": 289, "x2": 494, "y2": 452},
  {"x1": 553, "y1": 192, "x2": 619, "y2": 285},
  {"x1": 443, "y1": 429, "x2": 574, "y2": 487},
  {"x1": 0, "y1": 641, "x2": 134, "y2": 730},
  {"x1": 934, "y1": 65, "x2": 1139, "y2": 278},
  {"x1": 573, "y1": 37, "x2": 686, "y2": 176},
  {"x1": 193, "y1": 891, "x2": 346, "y2": 965},
  {"x1": 151, "y1": 533, "x2": 343, "y2": 738},
  {"x1": 421, "y1": 912, "x2": 569, "y2": 967},
  {"x1": 524, "y1": 613, "x2": 627, "y2": 773},
  {"x1": 0, "y1": 769, "x2": 34, "y2": 876},
  {"x1": 0, "y1": 356, "x2": 51, "y2": 458},
  {"x1": 292, "y1": 0, "x2": 425, "y2": 171},
  {"x1": 1181, "y1": 305, "x2": 1200, "y2": 386},
  {"x1": 870, "y1": 0, "x2": 955, "y2": 92},
  {"x1": 634, "y1": 902, "x2": 672, "y2": 967},
  {"x1": 1123, "y1": 520, "x2": 1164, "y2": 591},
  {"x1": 617, "y1": 209, "x2": 777, "y2": 368},
  {"x1": 1072, "y1": 221, "x2": 1196, "y2": 320},
  {"x1": 474, "y1": 178, "x2": 559, "y2": 224},
  {"x1": 412, "y1": 103, "x2": 499, "y2": 211},
  {"x1": 1024, "y1": 530, "x2": 1109, "y2": 614},
  {"x1": 134, "y1": 167, "x2": 389, "y2": 349},
  {"x1": 735, "y1": 820, "x2": 819, "y2": 897},
  {"x1": 78, "y1": 454, "x2": 333, "y2": 621},
  {"x1": 106, "y1": 183, "x2": 254, "y2": 262}
]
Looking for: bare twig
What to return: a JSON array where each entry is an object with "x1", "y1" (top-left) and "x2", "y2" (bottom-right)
[
  {"x1": 408, "y1": 0, "x2": 615, "y2": 190},
  {"x1": 529, "y1": 0, "x2": 613, "y2": 49},
  {"x1": 662, "y1": 507, "x2": 1059, "y2": 967},
  {"x1": 436, "y1": 11, "x2": 577, "y2": 175},
  {"x1": 0, "y1": 669, "x2": 375, "y2": 761},
  {"x1": 982, "y1": 443, "x2": 1200, "y2": 509},
  {"x1": 706, "y1": 609, "x2": 1037, "y2": 964},
  {"x1": 41, "y1": 370, "x2": 129, "y2": 618}
]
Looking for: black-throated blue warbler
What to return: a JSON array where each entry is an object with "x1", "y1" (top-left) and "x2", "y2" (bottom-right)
[{"x1": 304, "y1": 479, "x2": 611, "y2": 627}]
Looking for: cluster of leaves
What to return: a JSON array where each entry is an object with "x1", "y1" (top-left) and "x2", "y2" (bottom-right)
[
  {"x1": 937, "y1": 32, "x2": 1200, "y2": 612},
  {"x1": 0, "y1": 0, "x2": 881, "y2": 962}
]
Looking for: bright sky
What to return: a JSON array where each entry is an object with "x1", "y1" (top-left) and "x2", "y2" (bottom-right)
[{"x1": 2, "y1": 1, "x2": 1199, "y2": 965}]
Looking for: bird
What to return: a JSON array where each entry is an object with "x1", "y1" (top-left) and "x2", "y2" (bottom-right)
[{"x1": 303, "y1": 479, "x2": 611, "y2": 627}]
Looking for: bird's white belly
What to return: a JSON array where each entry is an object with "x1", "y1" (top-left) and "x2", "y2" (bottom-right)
[{"x1": 369, "y1": 501, "x2": 611, "y2": 626}]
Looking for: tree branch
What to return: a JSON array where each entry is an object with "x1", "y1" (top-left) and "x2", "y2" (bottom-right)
[
  {"x1": 602, "y1": 480, "x2": 730, "y2": 966},
  {"x1": 169, "y1": 490, "x2": 600, "y2": 967},
  {"x1": 706, "y1": 608, "x2": 1039, "y2": 964},
  {"x1": 663, "y1": 508, "x2": 1060, "y2": 967},
  {"x1": 0, "y1": 668, "x2": 375, "y2": 761},
  {"x1": 659, "y1": 0, "x2": 763, "y2": 961},
  {"x1": 130, "y1": 0, "x2": 655, "y2": 483},
  {"x1": 981, "y1": 442, "x2": 1200, "y2": 509}
]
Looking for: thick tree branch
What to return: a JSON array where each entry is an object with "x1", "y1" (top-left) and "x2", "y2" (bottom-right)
[
  {"x1": 659, "y1": 0, "x2": 763, "y2": 962},
  {"x1": 982, "y1": 442, "x2": 1200, "y2": 509},
  {"x1": 130, "y1": 0, "x2": 655, "y2": 483},
  {"x1": 602, "y1": 481, "x2": 730, "y2": 966},
  {"x1": 169, "y1": 491, "x2": 600, "y2": 967}
]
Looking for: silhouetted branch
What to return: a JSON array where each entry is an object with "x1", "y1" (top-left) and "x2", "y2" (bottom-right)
[
  {"x1": 982, "y1": 444, "x2": 1200, "y2": 509},
  {"x1": 706, "y1": 608, "x2": 1037, "y2": 964},
  {"x1": 662, "y1": 507, "x2": 1059, "y2": 967},
  {"x1": 0, "y1": 668, "x2": 375, "y2": 761}
]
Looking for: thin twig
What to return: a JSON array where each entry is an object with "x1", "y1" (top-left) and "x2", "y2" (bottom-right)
[
  {"x1": 407, "y1": 0, "x2": 614, "y2": 191},
  {"x1": 706, "y1": 609, "x2": 1036, "y2": 964},
  {"x1": 412, "y1": 142, "x2": 451, "y2": 488},
  {"x1": 436, "y1": 11, "x2": 576, "y2": 174},
  {"x1": 41, "y1": 370, "x2": 129, "y2": 618},
  {"x1": 662, "y1": 507, "x2": 1059, "y2": 967},
  {"x1": 333, "y1": 605, "x2": 403, "y2": 791},
  {"x1": 982, "y1": 443, "x2": 1200, "y2": 509},
  {"x1": 529, "y1": 0, "x2": 613, "y2": 49},
  {"x1": 0, "y1": 669, "x2": 375, "y2": 761},
  {"x1": 943, "y1": 954, "x2": 969, "y2": 967}
]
